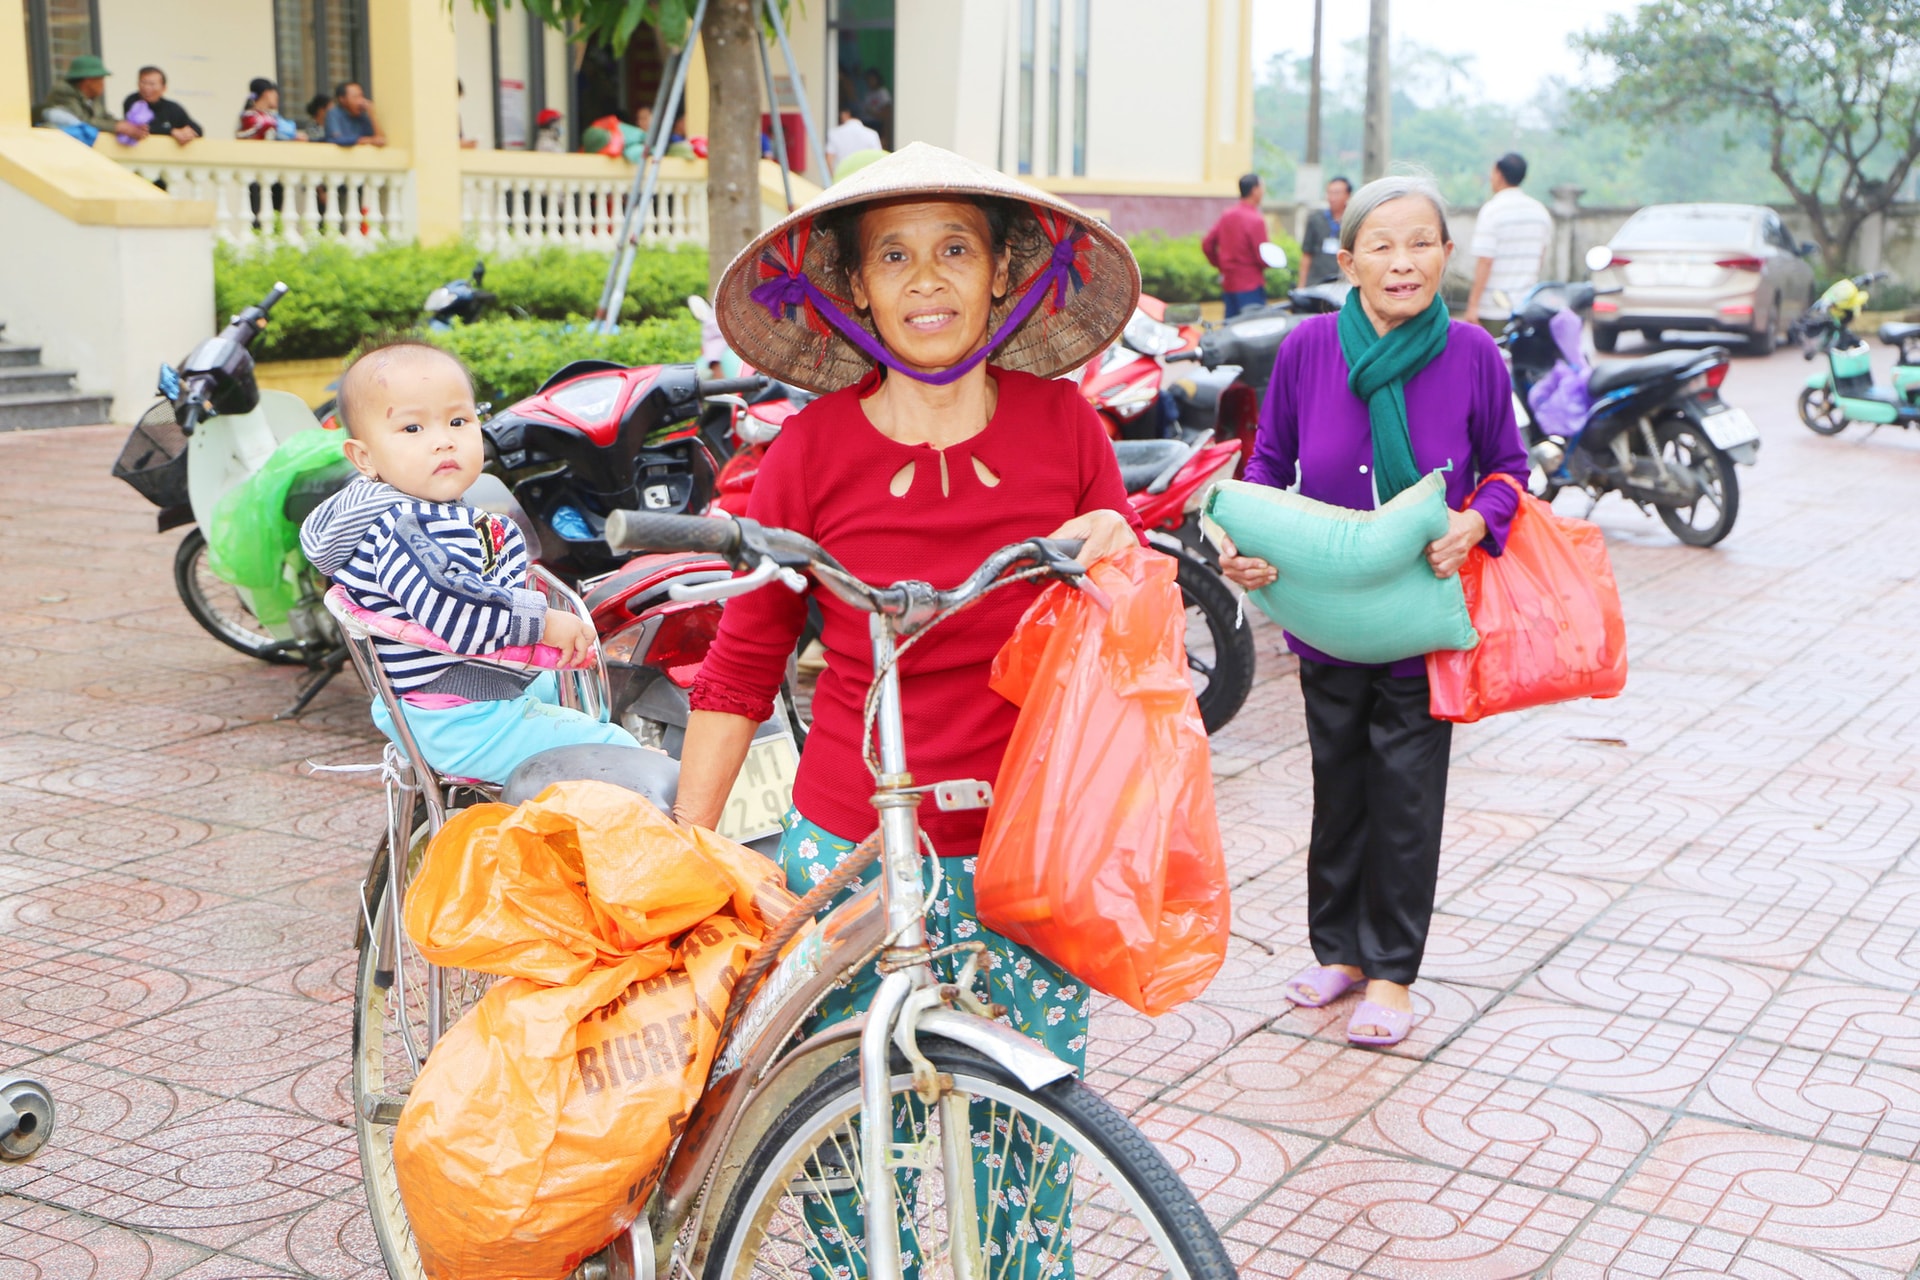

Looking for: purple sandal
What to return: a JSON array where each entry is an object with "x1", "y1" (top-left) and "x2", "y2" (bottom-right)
[
  {"x1": 1283, "y1": 966, "x2": 1364, "y2": 1009},
  {"x1": 1346, "y1": 1000, "x2": 1414, "y2": 1047}
]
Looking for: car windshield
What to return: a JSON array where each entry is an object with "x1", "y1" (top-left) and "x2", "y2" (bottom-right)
[{"x1": 1616, "y1": 208, "x2": 1756, "y2": 247}]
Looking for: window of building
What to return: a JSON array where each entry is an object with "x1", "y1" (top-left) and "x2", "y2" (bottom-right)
[
  {"x1": 1016, "y1": 0, "x2": 1035, "y2": 175},
  {"x1": 1072, "y1": 0, "x2": 1089, "y2": 176},
  {"x1": 274, "y1": 0, "x2": 370, "y2": 117},
  {"x1": 24, "y1": 0, "x2": 99, "y2": 110}
]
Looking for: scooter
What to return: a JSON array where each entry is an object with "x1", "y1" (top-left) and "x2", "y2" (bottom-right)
[
  {"x1": 1078, "y1": 296, "x2": 1206, "y2": 439},
  {"x1": 111, "y1": 283, "x2": 357, "y2": 715},
  {"x1": 424, "y1": 261, "x2": 497, "y2": 330},
  {"x1": 1503, "y1": 250, "x2": 1758, "y2": 547},
  {"x1": 1793, "y1": 271, "x2": 1920, "y2": 435}
]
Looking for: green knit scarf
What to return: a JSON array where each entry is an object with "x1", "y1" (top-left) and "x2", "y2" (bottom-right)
[{"x1": 1337, "y1": 289, "x2": 1451, "y2": 502}]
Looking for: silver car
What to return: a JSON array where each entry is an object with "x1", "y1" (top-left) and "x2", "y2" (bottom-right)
[{"x1": 1588, "y1": 203, "x2": 1818, "y2": 354}]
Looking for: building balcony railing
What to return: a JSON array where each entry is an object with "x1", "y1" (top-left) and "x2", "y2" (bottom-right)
[{"x1": 97, "y1": 138, "x2": 740, "y2": 254}]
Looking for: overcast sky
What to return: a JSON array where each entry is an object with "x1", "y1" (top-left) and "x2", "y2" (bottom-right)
[{"x1": 1251, "y1": 0, "x2": 1645, "y2": 106}]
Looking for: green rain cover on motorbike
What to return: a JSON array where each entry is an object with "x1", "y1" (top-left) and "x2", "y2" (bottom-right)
[
  {"x1": 207, "y1": 428, "x2": 352, "y2": 598},
  {"x1": 1203, "y1": 472, "x2": 1478, "y2": 666}
]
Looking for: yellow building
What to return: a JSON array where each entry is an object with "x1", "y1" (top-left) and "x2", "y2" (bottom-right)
[{"x1": 1, "y1": 0, "x2": 1252, "y2": 419}]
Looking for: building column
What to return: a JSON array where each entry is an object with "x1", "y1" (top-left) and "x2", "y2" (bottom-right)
[
  {"x1": 369, "y1": 0, "x2": 464, "y2": 245},
  {"x1": 1204, "y1": 0, "x2": 1254, "y2": 185},
  {"x1": 1, "y1": 0, "x2": 32, "y2": 127}
]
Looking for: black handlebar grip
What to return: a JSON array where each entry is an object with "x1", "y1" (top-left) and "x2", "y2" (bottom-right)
[
  {"x1": 1164, "y1": 350, "x2": 1202, "y2": 362},
  {"x1": 604, "y1": 510, "x2": 742, "y2": 557},
  {"x1": 260, "y1": 282, "x2": 290, "y2": 311},
  {"x1": 1036, "y1": 537, "x2": 1085, "y2": 561},
  {"x1": 696, "y1": 376, "x2": 772, "y2": 399}
]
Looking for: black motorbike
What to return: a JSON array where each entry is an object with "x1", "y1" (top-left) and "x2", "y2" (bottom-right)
[{"x1": 1503, "y1": 282, "x2": 1759, "y2": 547}]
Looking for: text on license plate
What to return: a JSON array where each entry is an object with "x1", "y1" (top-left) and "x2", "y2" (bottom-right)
[
  {"x1": 1700, "y1": 405, "x2": 1759, "y2": 448},
  {"x1": 719, "y1": 732, "x2": 798, "y2": 844}
]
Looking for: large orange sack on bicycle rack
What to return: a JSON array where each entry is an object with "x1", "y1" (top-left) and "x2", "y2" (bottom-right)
[
  {"x1": 393, "y1": 781, "x2": 792, "y2": 1280},
  {"x1": 976, "y1": 545, "x2": 1229, "y2": 1016}
]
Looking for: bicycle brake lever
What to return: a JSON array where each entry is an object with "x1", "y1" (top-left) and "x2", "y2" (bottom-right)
[{"x1": 668, "y1": 555, "x2": 805, "y2": 603}]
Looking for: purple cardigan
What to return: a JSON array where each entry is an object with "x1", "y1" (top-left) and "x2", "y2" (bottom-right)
[{"x1": 1242, "y1": 313, "x2": 1530, "y2": 677}]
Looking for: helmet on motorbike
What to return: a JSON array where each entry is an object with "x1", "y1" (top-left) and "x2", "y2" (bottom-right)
[{"x1": 713, "y1": 142, "x2": 1139, "y2": 393}]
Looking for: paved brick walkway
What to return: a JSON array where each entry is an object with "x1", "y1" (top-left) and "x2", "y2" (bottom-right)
[{"x1": 4, "y1": 345, "x2": 1920, "y2": 1277}]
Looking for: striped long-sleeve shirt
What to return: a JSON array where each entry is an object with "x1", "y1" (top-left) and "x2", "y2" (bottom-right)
[{"x1": 300, "y1": 477, "x2": 548, "y2": 699}]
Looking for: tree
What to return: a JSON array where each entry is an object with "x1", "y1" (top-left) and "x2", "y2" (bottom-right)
[
  {"x1": 1575, "y1": 0, "x2": 1920, "y2": 270},
  {"x1": 474, "y1": 0, "x2": 775, "y2": 293}
]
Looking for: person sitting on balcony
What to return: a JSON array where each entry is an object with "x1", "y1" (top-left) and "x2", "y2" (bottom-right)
[
  {"x1": 237, "y1": 79, "x2": 305, "y2": 140},
  {"x1": 324, "y1": 81, "x2": 386, "y2": 147},
  {"x1": 306, "y1": 93, "x2": 331, "y2": 138},
  {"x1": 121, "y1": 66, "x2": 200, "y2": 144},
  {"x1": 534, "y1": 107, "x2": 566, "y2": 152},
  {"x1": 36, "y1": 55, "x2": 146, "y2": 141}
]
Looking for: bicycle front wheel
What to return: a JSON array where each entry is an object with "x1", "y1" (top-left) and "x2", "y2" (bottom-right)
[{"x1": 704, "y1": 1039, "x2": 1233, "y2": 1280}]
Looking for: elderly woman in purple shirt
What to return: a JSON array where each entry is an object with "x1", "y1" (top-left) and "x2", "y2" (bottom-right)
[{"x1": 1220, "y1": 174, "x2": 1528, "y2": 1047}]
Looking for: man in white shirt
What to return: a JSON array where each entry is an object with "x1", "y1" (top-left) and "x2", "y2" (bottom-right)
[
  {"x1": 824, "y1": 105, "x2": 882, "y2": 180},
  {"x1": 1464, "y1": 152, "x2": 1554, "y2": 330}
]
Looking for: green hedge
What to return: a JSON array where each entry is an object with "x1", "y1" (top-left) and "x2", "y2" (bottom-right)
[
  {"x1": 1125, "y1": 229, "x2": 1302, "y2": 305},
  {"x1": 218, "y1": 241, "x2": 710, "y2": 362},
  {"x1": 419, "y1": 316, "x2": 700, "y2": 407}
]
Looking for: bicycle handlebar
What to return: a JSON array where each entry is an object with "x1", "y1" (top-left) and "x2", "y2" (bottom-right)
[
  {"x1": 604, "y1": 510, "x2": 1090, "y2": 621},
  {"x1": 697, "y1": 376, "x2": 772, "y2": 400}
]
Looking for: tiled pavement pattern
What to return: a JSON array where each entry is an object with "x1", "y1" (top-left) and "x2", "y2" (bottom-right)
[{"x1": 3, "y1": 345, "x2": 1919, "y2": 1277}]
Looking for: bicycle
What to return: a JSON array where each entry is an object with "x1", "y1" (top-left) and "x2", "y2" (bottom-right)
[{"x1": 343, "y1": 511, "x2": 1235, "y2": 1279}]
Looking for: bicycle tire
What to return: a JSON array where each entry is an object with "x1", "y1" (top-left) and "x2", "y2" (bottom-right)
[
  {"x1": 1175, "y1": 552, "x2": 1254, "y2": 734},
  {"x1": 174, "y1": 528, "x2": 303, "y2": 664},
  {"x1": 703, "y1": 1038, "x2": 1234, "y2": 1280},
  {"x1": 351, "y1": 828, "x2": 498, "y2": 1280}
]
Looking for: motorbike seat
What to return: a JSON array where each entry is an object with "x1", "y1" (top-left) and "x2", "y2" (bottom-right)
[
  {"x1": 1112, "y1": 439, "x2": 1189, "y2": 493},
  {"x1": 1586, "y1": 348, "x2": 1708, "y2": 399},
  {"x1": 283, "y1": 458, "x2": 358, "y2": 524},
  {"x1": 1878, "y1": 321, "x2": 1920, "y2": 345},
  {"x1": 501, "y1": 743, "x2": 680, "y2": 810}
]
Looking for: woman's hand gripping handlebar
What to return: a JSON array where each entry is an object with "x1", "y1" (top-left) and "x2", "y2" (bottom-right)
[{"x1": 602, "y1": 510, "x2": 1096, "y2": 623}]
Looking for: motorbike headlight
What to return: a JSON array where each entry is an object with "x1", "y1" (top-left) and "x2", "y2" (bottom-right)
[
  {"x1": 423, "y1": 286, "x2": 457, "y2": 314},
  {"x1": 1123, "y1": 310, "x2": 1184, "y2": 358}
]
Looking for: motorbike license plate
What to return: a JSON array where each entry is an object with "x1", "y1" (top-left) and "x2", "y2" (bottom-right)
[
  {"x1": 719, "y1": 730, "x2": 799, "y2": 844},
  {"x1": 1699, "y1": 405, "x2": 1760, "y2": 448}
]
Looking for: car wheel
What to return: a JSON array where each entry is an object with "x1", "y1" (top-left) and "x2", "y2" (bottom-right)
[
  {"x1": 1593, "y1": 324, "x2": 1620, "y2": 353},
  {"x1": 1747, "y1": 293, "x2": 1779, "y2": 355}
]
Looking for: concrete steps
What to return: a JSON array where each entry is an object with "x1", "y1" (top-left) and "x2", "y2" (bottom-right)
[{"x1": 0, "y1": 325, "x2": 112, "y2": 430}]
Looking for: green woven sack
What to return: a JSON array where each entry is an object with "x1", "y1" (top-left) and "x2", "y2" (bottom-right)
[{"x1": 1203, "y1": 471, "x2": 1478, "y2": 665}]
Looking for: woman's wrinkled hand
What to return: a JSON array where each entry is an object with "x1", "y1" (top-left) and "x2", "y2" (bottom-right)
[
  {"x1": 1217, "y1": 533, "x2": 1278, "y2": 590},
  {"x1": 1426, "y1": 508, "x2": 1488, "y2": 578},
  {"x1": 1046, "y1": 508, "x2": 1136, "y2": 566}
]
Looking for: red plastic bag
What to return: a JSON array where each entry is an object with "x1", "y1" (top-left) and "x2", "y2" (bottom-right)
[
  {"x1": 975, "y1": 545, "x2": 1229, "y2": 1016},
  {"x1": 1427, "y1": 474, "x2": 1628, "y2": 723}
]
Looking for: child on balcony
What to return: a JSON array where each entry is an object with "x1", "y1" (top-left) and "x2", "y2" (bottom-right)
[{"x1": 299, "y1": 339, "x2": 639, "y2": 781}]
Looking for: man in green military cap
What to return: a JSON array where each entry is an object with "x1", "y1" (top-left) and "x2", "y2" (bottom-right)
[{"x1": 37, "y1": 55, "x2": 149, "y2": 140}]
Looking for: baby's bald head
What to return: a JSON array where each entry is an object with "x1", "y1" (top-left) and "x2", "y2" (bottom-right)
[{"x1": 337, "y1": 340, "x2": 473, "y2": 439}]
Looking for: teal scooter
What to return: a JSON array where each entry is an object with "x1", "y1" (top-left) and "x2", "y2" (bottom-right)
[{"x1": 1794, "y1": 272, "x2": 1920, "y2": 435}]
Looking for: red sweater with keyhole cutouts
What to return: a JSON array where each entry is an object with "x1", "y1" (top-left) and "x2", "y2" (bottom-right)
[{"x1": 688, "y1": 366, "x2": 1141, "y2": 856}]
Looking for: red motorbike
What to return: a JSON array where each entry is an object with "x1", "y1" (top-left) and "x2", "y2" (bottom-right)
[
  {"x1": 474, "y1": 363, "x2": 805, "y2": 805},
  {"x1": 1078, "y1": 296, "x2": 1205, "y2": 440}
]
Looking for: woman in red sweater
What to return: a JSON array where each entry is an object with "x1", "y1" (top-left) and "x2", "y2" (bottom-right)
[{"x1": 683, "y1": 144, "x2": 1141, "y2": 1273}]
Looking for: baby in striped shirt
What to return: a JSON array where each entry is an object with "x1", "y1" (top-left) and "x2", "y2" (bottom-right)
[{"x1": 299, "y1": 339, "x2": 639, "y2": 782}]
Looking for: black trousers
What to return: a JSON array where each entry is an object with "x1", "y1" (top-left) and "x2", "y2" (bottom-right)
[{"x1": 1299, "y1": 659, "x2": 1454, "y2": 984}]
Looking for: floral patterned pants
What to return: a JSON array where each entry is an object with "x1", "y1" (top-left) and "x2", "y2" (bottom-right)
[{"x1": 777, "y1": 811, "x2": 1089, "y2": 1279}]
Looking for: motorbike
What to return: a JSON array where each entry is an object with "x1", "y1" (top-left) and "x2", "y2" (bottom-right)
[
  {"x1": 111, "y1": 283, "x2": 358, "y2": 715},
  {"x1": 423, "y1": 260, "x2": 498, "y2": 331},
  {"x1": 1078, "y1": 296, "x2": 1208, "y2": 439},
  {"x1": 1182, "y1": 278, "x2": 1352, "y2": 470},
  {"x1": 1793, "y1": 271, "x2": 1920, "y2": 435},
  {"x1": 1503, "y1": 251, "x2": 1758, "y2": 547}
]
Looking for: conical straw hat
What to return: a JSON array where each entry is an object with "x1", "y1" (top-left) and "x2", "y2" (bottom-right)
[{"x1": 714, "y1": 142, "x2": 1140, "y2": 394}]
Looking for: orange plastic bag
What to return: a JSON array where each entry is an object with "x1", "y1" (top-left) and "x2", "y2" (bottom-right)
[
  {"x1": 975, "y1": 545, "x2": 1229, "y2": 1016},
  {"x1": 392, "y1": 781, "x2": 796, "y2": 1280},
  {"x1": 1426, "y1": 474, "x2": 1628, "y2": 723}
]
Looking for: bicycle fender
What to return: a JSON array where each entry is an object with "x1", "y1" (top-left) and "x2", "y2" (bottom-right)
[{"x1": 911, "y1": 1009, "x2": 1075, "y2": 1090}]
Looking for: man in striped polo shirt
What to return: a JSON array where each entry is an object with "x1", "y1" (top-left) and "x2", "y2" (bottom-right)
[{"x1": 1463, "y1": 152, "x2": 1554, "y2": 334}]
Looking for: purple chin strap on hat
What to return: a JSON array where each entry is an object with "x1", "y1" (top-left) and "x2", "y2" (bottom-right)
[{"x1": 747, "y1": 212, "x2": 1090, "y2": 387}]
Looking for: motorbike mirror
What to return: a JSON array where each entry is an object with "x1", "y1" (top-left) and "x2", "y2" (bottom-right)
[
  {"x1": 1584, "y1": 245, "x2": 1615, "y2": 273},
  {"x1": 1799, "y1": 241, "x2": 1818, "y2": 258},
  {"x1": 687, "y1": 295, "x2": 716, "y2": 323},
  {"x1": 472, "y1": 260, "x2": 486, "y2": 285},
  {"x1": 1258, "y1": 241, "x2": 1289, "y2": 270}
]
